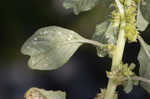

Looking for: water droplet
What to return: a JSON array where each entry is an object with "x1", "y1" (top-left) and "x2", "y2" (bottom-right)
[
  {"x1": 31, "y1": 60, "x2": 36, "y2": 65},
  {"x1": 68, "y1": 34, "x2": 73, "y2": 41},
  {"x1": 58, "y1": 32, "x2": 62, "y2": 35},
  {"x1": 68, "y1": 38, "x2": 71, "y2": 41},
  {"x1": 34, "y1": 38, "x2": 38, "y2": 40},
  {"x1": 105, "y1": 36, "x2": 109, "y2": 38},
  {"x1": 43, "y1": 31, "x2": 48, "y2": 34},
  {"x1": 27, "y1": 46, "x2": 30, "y2": 49}
]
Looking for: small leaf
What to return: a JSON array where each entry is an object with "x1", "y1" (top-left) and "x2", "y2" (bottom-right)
[
  {"x1": 96, "y1": 46, "x2": 108, "y2": 57},
  {"x1": 123, "y1": 77, "x2": 133, "y2": 93},
  {"x1": 21, "y1": 26, "x2": 87, "y2": 70},
  {"x1": 136, "y1": 3, "x2": 149, "y2": 31},
  {"x1": 93, "y1": 21, "x2": 118, "y2": 45},
  {"x1": 141, "y1": 0, "x2": 150, "y2": 21},
  {"x1": 25, "y1": 88, "x2": 66, "y2": 99},
  {"x1": 92, "y1": 21, "x2": 118, "y2": 57},
  {"x1": 63, "y1": 0, "x2": 99, "y2": 15},
  {"x1": 138, "y1": 36, "x2": 150, "y2": 93}
]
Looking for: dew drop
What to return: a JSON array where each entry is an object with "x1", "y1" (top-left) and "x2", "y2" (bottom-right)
[
  {"x1": 68, "y1": 34, "x2": 73, "y2": 41},
  {"x1": 31, "y1": 60, "x2": 36, "y2": 65},
  {"x1": 34, "y1": 38, "x2": 38, "y2": 40},
  {"x1": 105, "y1": 36, "x2": 109, "y2": 38},
  {"x1": 27, "y1": 46, "x2": 30, "y2": 49},
  {"x1": 43, "y1": 31, "x2": 48, "y2": 34},
  {"x1": 68, "y1": 38, "x2": 71, "y2": 41},
  {"x1": 58, "y1": 32, "x2": 62, "y2": 35}
]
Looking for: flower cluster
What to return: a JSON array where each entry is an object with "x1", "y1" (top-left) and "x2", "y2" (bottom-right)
[
  {"x1": 106, "y1": 63, "x2": 135, "y2": 84},
  {"x1": 112, "y1": 0, "x2": 140, "y2": 42},
  {"x1": 111, "y1": 2, "x2": 121, "y2": 27},
  {"x1": 124, "y1": 0, "x2": 139, "y2": 42}
]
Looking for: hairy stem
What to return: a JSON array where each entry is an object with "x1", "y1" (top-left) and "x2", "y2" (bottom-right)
[
  {"x1": 69, "y1": 39, "x2": 104, "y2": 47},
  {"x1": 132, "y1": 76, "x2": 150, "y2": 84},
  {"x1": 104, "y1": 21, "x2": 126, "y2": 99},
  {"x1": 104, "y1": 1, "x2": 126, "y2": 99},
  {"x1": 83, "y1": 39, "x2": 105, "y2": 47}
]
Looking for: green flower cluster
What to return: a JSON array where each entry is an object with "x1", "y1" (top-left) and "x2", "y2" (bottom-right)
[
  {"x1": 111, "y1": 3, "x2": 121, "y2": 27},
  {"x1": 112, "y1": 0, "x2": 140, "y2": 42},
  {"x1": 124, "y1": 0, "x2": 139, "y2": 42},
  {"x1": 106, "y1": 63, "x2": 135, "y2": 84}
]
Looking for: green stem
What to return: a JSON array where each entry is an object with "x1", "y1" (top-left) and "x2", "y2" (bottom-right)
[
  {"x1": 104, "y1": 21, "x2": 126, "y2": 99},
  {"x1": 112, "y1": 21, "x2": 126, "y2": 69},
  {"x1": 132, "y1": 76, "x2": 150, "y2": 84},
  {"x1": 104, "y1": 0, "x2": 126, "y2": 99}
]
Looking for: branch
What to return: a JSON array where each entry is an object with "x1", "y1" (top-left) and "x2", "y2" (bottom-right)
[
  {"x1": 83, "y1": 39, "x2": 104, "y2": 47},
  {"x1": 132, "y1": 76, "x2": 150, "y2": 84}
]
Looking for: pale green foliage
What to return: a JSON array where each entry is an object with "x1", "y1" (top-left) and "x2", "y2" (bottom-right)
[
  {"x1": 25, "y1": 88, "x2": 66, "y2": 99},
  {"x1": 123, "y1": 77, "x2": 133, "y2": 93},
  {"x1": 141, "y1": 0, "x2": 150, "y2": 21},
  {"x1": 93, "y1": 21, "x2": 118, "y2": 44},
  {"x1": 21, "y1": 26, "x2": 87, "y2": 70},
  {"x1": 136, "y1": 3, "x2": 149, "y2": 31},
  {"x1": 63, "y1": 0, "x2": 112, "y2": 15},
  {"x1": 123, "y1": 76, "x2": 139, "y2": 93},
  {"x1": 21, "y1": 0, "x2": 150, "y2": 98},
  {"x1": 138, "y1": 36, "x2": 150, "y2": 93},
  {"x1": 63, "y1": 0, "x2": 99, "y2": 15},
  {"x1": 92, "y1": 21, "x2": 118, "y2": 57}
]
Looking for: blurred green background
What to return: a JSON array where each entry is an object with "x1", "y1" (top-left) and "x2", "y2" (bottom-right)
[{"x1": 0, "y1": 0, "x2": 150, "y2": 99}]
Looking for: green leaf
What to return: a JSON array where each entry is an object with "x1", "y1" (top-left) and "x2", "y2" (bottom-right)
[
  {"x1": 141, "y1": 0, "x2": 150, "y2": 21},
  {"x1": 96, "y1": 46, "x2": 108, "y2": 57},
  {"x1": 92, "y1": 21, "x2": 118, "y2": 57},
  {"x1": 21, "y1": 26, "x2": 87, "y2": 70},
  {"x1": 138, "y1": 36, "x2": 150, "y2": 93},
  {"x1": 123, "y1": 77, "x2": 133, "y2": 93},
  {"x1": 63, "y1": 0, "x2": 99, "y2": 15},
  {"x1": 93, "y1": 21, "x2": 118, "y2": 44},
  {"x1": 25, "y1": 88, "x2": 66, "y2": 99},
  {"x1": 137, "y1": 3, "x2": 149, "y2": 31}
]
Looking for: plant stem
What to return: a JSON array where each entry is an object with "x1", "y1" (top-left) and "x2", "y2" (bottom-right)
[
  {"x1": 70, "y1": 39, "x2": 104, "y2": 47},
  {"x1": 83, "y1": 39, "x2": 105, "y2": 47},
  {"x1": 104, "y1": 0, "x2": 126, "y2": 99},
  {"x1": 112, "y1": 21, "x2": 126, "y2": 69},
  {"x1": 132, "y1": 76, "x2": 150, "y2": 84},
  {"x1": 104, "y1": 21, "x2": 126, "y2": 99}
]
